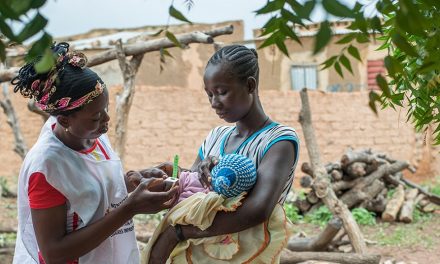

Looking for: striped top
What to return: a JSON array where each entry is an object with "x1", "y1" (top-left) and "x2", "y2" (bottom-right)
[{"x1": 198, "y1": 122, "x2": 299, "y2": 203}]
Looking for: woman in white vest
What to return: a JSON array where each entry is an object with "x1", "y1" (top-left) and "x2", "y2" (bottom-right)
[
  {"x1": 149, "y1": 45, "x2": 300, "y2": 263},
  {"x1": 11, "y1": 42, "x2": 178, "y2": 264}
]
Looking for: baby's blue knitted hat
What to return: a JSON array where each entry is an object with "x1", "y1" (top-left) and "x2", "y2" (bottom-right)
[{"x1": 211, "y1": 154, "x2": 257, "y2": 198}]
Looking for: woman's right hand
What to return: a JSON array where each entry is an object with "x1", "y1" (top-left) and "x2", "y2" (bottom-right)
[
  {"x1": 196, "y1": 155, "x2": 219, "y2": 189},
  {"x1": 125, "y1": 177, "x2": 178, "y2": 215}
]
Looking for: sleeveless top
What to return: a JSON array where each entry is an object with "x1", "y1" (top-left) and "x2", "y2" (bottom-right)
[
  {"x1": 198, "y1": 122, "x2": 299, "y2": 203},
  {"x1": 14, "y1": 117, "x2": 139, "y2": 264}
]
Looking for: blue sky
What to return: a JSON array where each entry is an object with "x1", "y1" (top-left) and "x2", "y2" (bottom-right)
[{"x1": 36, "y1": 0, "x2": 368, "y2": 40}]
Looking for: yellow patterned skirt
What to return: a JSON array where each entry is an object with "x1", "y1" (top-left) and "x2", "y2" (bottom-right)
[{"x1": 141, "y1": 192, "x2": 292, "y2": 264}]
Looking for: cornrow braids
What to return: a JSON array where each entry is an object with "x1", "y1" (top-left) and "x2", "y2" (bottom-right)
[{"x1": 207, "y1": 45, "x2": 259, "y2": 83}]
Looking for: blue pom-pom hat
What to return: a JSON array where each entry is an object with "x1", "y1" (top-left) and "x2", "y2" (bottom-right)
[{"x1": 210, "y1": 154, "x2": 257, "y2": 198}]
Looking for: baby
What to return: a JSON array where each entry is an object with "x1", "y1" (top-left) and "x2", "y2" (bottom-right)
[
  {"x1": 141, "y1": 154, "x2": 269, "y2": 263},
  {"x1": 174, "y1": 154, "x2": 257, "y2": 204}
]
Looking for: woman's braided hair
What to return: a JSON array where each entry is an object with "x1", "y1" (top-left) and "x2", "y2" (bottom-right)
[{"x1": 207, "y1": 45, "x2": 259, "y2": 83}]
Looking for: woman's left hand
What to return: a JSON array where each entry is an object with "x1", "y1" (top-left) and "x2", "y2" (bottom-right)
[{"x1": 149, "y1": 226, "x2": 179, "y2": 264}]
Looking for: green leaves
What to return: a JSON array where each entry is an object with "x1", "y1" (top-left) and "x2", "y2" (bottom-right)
[
  {"x1": 169, "y1": 5, "x2": 192, "y2": 24},
  {"x1": 34, "y1": 48, "x2": 54, "y2": 73},
  {"x1": 255, "y1": 0, "x2": 284, "y2": 14},
  {"x1": 322, "y1": 0, "x2": 354, "y2": 18},
  {"x1": 165, "y1": 30, "x2": 183, "y2": 48},
  {"x1": 369, "y1": 91, "x2": 382, "y2": 115},
  {"x1": 314, "y1": 21, "x2": 331, "y2": 54},
  {"x1": 347, "y1": 45, "x2": 361, "y2": 61},
  {"x1": 0, "y1": 0, "x2": 51, "y2": 63},
  {"x1": 376, "y1": 74, "x2": 391, "y2": 97},
  {"x1": 26, "y1": 32, "x2": 52, "y2": 62},
  {"x1": 259, "y1": 31, "x2": 290, "y2": 57},
  {"x1": 339, "y1": 54, "x2": 352, "y2": 74},
  {"x1": 391, "y1": 33, "x2": 417, "y2": 57},
  {"x1": 0, "y1": 16, "x2": 17, "y2": 41},
  {"x1": 10, "y1": 0, "x2": 33, "y2": 15},
  {"x1": 17, "y1": 13, "x2": 48, "y2": 42}
]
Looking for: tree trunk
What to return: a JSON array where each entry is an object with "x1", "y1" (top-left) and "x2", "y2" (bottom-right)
[
  {"x1": 298, "y1": 88, "x2": 366, "y2": 254},
  {"x1": 1, "y1": 82, "x2": 27, "y2": 159},
  {"x1": 113, "y1": 40, "x2": 144, "y2": 161},
  {"x1": 382, "y1": 184, "x2": 405, "y2": 222}
]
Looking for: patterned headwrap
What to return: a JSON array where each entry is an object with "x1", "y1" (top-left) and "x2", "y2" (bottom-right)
[{"x1": 11, "y1": 42, "x2": 105, "y2": 115}]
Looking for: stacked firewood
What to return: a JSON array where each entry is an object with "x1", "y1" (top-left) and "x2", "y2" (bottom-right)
[{"x1": 294, "y1": 148, "x2": 440, "y2": 223}]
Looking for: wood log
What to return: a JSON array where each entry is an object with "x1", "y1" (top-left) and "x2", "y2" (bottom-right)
[
  {"x1": 330, "y1": 170, "x2": 342, "y2": 181},
  {"x1": 363, "y1": 194, "x2": 387, "y2": 214},
  {"x1": 418, "y1": 198, "x2": 430, "y2": 207},
  {"x1": 401, "y1": 177, "x2": 440, "y2": 205},
  {"x1": 344, "y1": 162, "x2": 367, "y2": 179},
  {"x1": 325, "y1": 162, "x2": 341, "y2": 172},
  {"x1": 301, "y1": 162, "x2": 314, "y2": 176},
  {"x1": 332, "y1": 180, "x2": 356, "y2": 193},
  {"x1": 340, "y1": 179, "x2": 385, "y2": 209},
  {"x1": 399, "y1": 188, "x2": 419, "y2": 223},
  {"x1": 294, "y1": 199, "x2": 312, "y2": 213},
  {"x1": 306, "y1": 191, "x2": 319, "y2": 204},
  {"x1": 339, "y1": 161, "x2": 409, "y2": 207},
  {"x1": 299, "y1": 89, "x2": 366, "y2": 253},
  {"x1": 280, "y1": 249, "x2": 381, "y2": 264},
  {"x1": 364, "y1": 160, "x2": 379, "y2": 175},
  {"x1": 300, "y1": 175, "x2": 314, "y2": 188},
  {"x1": 287, "y1": 218, "x2": 342, "y2": 251},
  {"x1": 383, "y1": 174, "x2": 399, "y2": 187},
  {"x1": 414, "y1": 193, "x2": 426, "y2": 207},
  {"x1": 382, "y1": 184, "x2": 405, "y2": 222},
  {"x1": 422, "y1": 203, "x2": 437, "y2": 213},
  {"x1": 341, "y1": 150, "x2": 377, "y2": 168},
  {"x1": 307, "y1": 201, "x2": 324, "y2": 213}
]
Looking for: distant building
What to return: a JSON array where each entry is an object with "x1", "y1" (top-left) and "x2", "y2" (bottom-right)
[{"x1": 254, "y1": 20, "x2": 387, "y2": 92}]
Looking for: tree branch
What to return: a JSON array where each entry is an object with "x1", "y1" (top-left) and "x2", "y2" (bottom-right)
[{"x1": 87, "y1": 25, "x2": 234, "y2": 67}]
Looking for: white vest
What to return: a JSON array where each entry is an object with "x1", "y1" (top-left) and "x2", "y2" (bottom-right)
[{"x1": 14, "y1": 117, "x2": 139, "y2": 264}]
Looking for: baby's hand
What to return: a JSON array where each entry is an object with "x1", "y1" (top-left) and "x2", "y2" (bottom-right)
[{"x1": 197, "y1": 155, "x2": 219, "y2": 189}]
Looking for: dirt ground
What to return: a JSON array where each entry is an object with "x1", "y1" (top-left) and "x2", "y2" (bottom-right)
[
  {"x1": 1, "y1": 195, "x2": 439, "y2": 263},
  {"x1": 2, "y1": 193, "x2": 439, "y2": 264}
]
